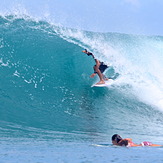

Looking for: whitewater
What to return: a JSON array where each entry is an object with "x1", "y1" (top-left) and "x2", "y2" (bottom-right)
[{"x1": 0, "y1": 14, "x2": 163, "y2": 163}]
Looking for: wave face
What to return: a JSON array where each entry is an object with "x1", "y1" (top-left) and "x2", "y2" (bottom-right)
[{"x1": 0, "y1": 15, "x2": 163, "y2": 139}]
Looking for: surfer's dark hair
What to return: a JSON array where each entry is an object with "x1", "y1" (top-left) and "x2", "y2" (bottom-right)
[{"x1": 112, "y1": 134, "x2": 122, "y2": 143}]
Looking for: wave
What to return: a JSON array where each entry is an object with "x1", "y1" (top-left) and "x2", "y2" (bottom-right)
[{"x1": 0, "y1": 15, "x2": 163, "y2": 138}]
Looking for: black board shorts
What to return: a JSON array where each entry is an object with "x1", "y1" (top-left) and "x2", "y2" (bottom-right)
[
  {"x1": 99, "y1": 63, "x2": 108, "y2": 73},
  {"x1": 94, "y1": 62, "x2": 108, "y2": 73}
]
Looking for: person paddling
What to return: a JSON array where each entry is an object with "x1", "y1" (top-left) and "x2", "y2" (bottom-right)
[{"x1": 111, "y1": 134, "x2": 162, "y2": 147}]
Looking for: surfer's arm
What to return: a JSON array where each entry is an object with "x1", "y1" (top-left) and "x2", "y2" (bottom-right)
[
  {"x1": 85, "y1": 51, "x2": 100, "y2": 67},
  {"x1": 90, "y1": 53, "x2": 95, "y2": 59},
  {"x1": 90, "y1": 73, "x2": 96, "y2": 78},
  {"x1": 125, "y1": 138, "x2": 132, "y2": 141}
]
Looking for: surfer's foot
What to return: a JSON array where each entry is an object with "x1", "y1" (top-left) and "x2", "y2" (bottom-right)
[
  {"x1": 103, "y1": 75, "x2": 109, "y2": 81},
  {"x1": 96, "y1": 80, "x2": 105, "y2": 85}
]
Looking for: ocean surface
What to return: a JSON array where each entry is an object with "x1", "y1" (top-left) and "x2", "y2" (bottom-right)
[{"x1": 0, "y1": 15, "x2": 163, "y2": 163}]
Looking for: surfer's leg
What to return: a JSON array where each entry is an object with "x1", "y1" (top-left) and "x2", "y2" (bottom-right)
[
  {"x1": 141, "y1": 141, "x2": 162, "y2": 147},
  {"x1": 99, "y1": 65, "x2": 109, "y2": 81},
  {"x1": 94, "y1": 65, "x2": 105, "y2": 84}
]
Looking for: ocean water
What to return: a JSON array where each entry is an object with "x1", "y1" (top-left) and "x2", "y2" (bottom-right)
[{"x1": 0, "y1": 15, "x2": 163, "y2": 163}]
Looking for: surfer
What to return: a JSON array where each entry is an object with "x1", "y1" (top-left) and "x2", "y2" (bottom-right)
[
  {"x1": 112, "y1": 134, "x2": 162, "y2": 147},
  {"x1": 82, "y1": 49, "x2": 109, "y2": 85}
]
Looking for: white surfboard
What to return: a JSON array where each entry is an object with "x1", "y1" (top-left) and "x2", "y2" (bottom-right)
[
  {"x1": 91, "y1": 79, "x2": 114, "y2": 87},
  {"x1": 91, "y1": 144, "x2": 110, "y2": 147}
]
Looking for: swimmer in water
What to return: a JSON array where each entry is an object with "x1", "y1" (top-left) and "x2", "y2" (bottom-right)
[{"x1": 112, "y1": 134, "x2": 162, "y2": 147}]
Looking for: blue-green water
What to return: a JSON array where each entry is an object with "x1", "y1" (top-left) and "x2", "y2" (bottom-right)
[{"x1": 0, "y1": 15, "x2": 163, "y2": 163}]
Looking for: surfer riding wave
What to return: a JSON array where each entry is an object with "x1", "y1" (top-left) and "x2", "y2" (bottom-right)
[{"x1": 82, "y1": 49, "x2": 109, "y2": 85}]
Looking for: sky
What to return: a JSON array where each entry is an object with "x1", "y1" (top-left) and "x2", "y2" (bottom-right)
[{"x1": 1, "y1": 0, "x2": 163, "y2": 36}]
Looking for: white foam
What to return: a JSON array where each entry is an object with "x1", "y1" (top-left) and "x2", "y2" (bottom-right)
[{"x1": 55, "y1": 29, "x2": 163, "y2": 111}]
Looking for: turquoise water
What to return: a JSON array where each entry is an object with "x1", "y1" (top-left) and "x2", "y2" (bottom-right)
[{"x1": 0, "y1": 15, "x2": 163, "y2": 163}]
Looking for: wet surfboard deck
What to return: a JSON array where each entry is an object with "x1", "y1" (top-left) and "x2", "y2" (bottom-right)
[{"x1": 91, "y1": 79, "x2": 114, "y2": 87}]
